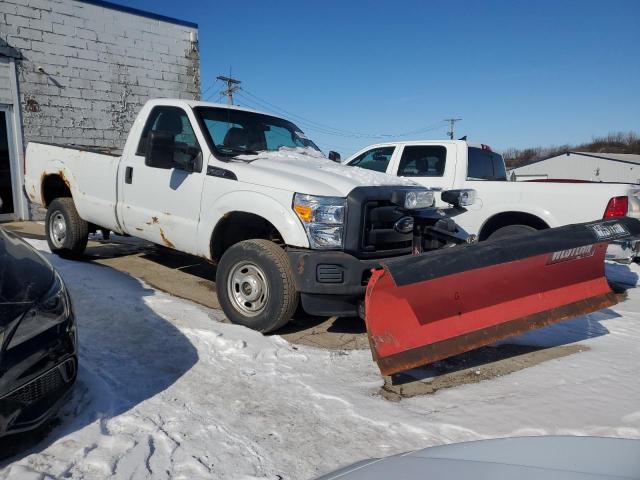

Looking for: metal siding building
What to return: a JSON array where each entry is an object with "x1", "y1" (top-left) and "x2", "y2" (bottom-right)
[
  {"x1": 510, "y1": 151, "x2": 640, "y2": 184},
  {"x1": 0, "y1": 0, "x2": 200, "y2": 220}
]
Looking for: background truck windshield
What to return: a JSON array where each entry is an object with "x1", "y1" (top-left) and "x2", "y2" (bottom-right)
[
  {"x1": 467, "y1": 147, "x2": 507, "y2": 181},
  {"x1": 196, "y1": 107, "x2": 321, "y2": 156}
]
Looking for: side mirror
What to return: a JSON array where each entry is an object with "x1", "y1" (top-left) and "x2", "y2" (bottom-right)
[
  {"x1": 145, "y1": 131, "x2": 176, "y2": 169},
  {"x1": 328, "y1": 151, "x2": 341, "y2": 162},
  {"x1": 441, "y1": 189, "x2": 477, "y2": 208}
]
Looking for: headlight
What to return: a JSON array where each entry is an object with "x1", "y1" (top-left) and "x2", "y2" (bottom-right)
[
  {"x1": 8, "y1": 272, "x2": 70, "y2": 348},
  {"x1": 391, "y1": 189, "x2": 435, "y2": 210},
  {"x1": 293, "y1": 193, "x2": 346, "y2": 249}
]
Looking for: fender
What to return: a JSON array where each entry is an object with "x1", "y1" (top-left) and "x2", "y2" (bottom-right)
[
  {"x1": 479, "y1": 207, "x2": 558, "y2": 238},
  {"x1": 39, "y1": 159, "x2": 79, "y2": 205},
  {"x1": 195, "y1": 190, "x2": 309, "y2": 259}
]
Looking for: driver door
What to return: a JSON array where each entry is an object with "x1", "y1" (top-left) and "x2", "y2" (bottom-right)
[{"x1": 119, "y1": 106, "x2": 206, "y2": 255}]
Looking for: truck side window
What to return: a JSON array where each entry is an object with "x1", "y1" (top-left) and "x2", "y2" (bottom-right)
[
  {"x1": 397, "y1": 146, "x2": 446, "y2": 177},
  {"x1": 347, "y1": 147, "x2": 395, "y2": 173},
  {"x1": 467, "y1": 147, "x2": 506, "y2": 181},
  {"x1": 136, "y1": 106, "x2": 201, "y2": 171}
]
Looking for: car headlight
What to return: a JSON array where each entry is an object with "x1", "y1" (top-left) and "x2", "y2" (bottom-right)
[
  {"x1": 8, "y1": 272, "x2": 70, "y2": 348},
  {"x1": 390, "y1": 189, "x2": 435, "y2": 210},
  {"x1": 293, "y1": 193, "x2": 346, "y2": 249}
]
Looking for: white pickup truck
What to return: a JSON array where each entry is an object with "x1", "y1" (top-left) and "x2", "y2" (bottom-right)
[
  {"x1": 24, "y1": 99, "x2": 480, "y2": 332},
  {"x1": 343, "y1": 140, "x2": 640, "y2": 260}
]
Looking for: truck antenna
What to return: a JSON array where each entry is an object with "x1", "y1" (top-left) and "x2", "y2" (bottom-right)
[{"x1": 444, "y1": 118, "x2": 462, "y2": 140}]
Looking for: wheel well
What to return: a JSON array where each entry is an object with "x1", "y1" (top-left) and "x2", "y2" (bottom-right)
[
  {"x1": 210, "y1": 212, "x2": 283, "y2": 263},
  {"x1": 479, "y1": 212, "x2": 549, "y2": 240},
  {"x1": 41, "y1": 174, "x2": 72, "y2": 207}
]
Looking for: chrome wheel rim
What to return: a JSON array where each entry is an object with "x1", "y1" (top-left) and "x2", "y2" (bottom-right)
[
  {"x1": 49, "y1": 212, "x2": 67, "y2": 248},
  {"x1": 227, "y1": 262, "x2": 269, "y2": 317}
]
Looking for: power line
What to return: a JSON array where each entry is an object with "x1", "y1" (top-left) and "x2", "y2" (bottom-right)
[
  {"x1": 444, "y1": 118, "x2": 462, "y2": 140},
  {"x1": 238, "y1": 89, "x2": 447, "y2": 140},
  {"x1": 204, "y1": 85, "x2": 223, "y2": 101}
]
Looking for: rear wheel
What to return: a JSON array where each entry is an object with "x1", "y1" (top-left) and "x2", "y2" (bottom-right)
[
  {"x1": 216, "y1": 239, "x2": 299, "y2": 332},
  {"x1": 45, "y1": 197, "x2": 88, "y2": 258},
  {"x1": 487, "y1": 224, "x2": 537, "y2": 240}
]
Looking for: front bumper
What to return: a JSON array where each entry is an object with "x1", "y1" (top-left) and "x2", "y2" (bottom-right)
[
  {"x1": 287, "y1": 249, "x2": 397, "y2": 317},
  {"x1": 0, "y1": 310, "x2": 77, "y2": 437}
]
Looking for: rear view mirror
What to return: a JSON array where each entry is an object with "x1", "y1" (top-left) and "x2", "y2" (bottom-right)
[
  {"x1": 442, "y1": 189, "x2": 477, "y2": 208},
  {"x1": 328, "y1": 151, "x2": 341, "y2": 162},
  {"x1": 373, "y1": 152, "x2": 387, "y2": 162},
  {"x1": 145, "y1": 131, "x2": 176, "y2": 169}
]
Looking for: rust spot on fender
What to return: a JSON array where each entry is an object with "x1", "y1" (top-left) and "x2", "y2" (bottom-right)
[
  {"x1": 152, "y1": 216, "x2": 159, "y2": 224},
  {"x1": 159, "y1": 228, "x2": 175, "y2": 248},
  {"x1": 58, "y1": 170, "x2": 71, "y2": 190},
  {"x1": 297, "y1": 256, "x2": 305, "y2": 274}
]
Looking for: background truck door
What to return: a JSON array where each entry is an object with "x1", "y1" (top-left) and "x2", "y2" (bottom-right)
[
  {"x1": 390, "y1": 144, "x2": 456, "y2": 205},
  {"x1": 119, "y1": 106, "x2": 205, "y2": 254}
]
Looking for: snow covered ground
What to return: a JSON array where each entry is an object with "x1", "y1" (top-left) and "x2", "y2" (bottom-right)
[{"x1": 2, "y1": 239, "x2": 640, "y2": 479}]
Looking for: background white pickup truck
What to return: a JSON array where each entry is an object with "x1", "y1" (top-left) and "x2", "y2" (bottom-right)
[{"x1": 344, "y1": 140, "x2": 640, "y2": 260}]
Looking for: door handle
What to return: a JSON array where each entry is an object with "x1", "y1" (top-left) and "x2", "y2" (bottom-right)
[{"x1": 125, "y1": 166, "x2": 133, "y2": 184}]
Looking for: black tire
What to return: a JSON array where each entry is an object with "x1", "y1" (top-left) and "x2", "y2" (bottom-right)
[
  {"x1": 487, "y1": 224, "x2": 537, "y2": 241},
  {"x1": 45, "y1": 197, "x2": 89, "y2": 258},
  {"x1": 216, "y1": 239, "x2": 299, "y2": 333}
]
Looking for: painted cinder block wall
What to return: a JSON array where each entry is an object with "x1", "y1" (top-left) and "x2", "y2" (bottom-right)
[{"x1": 0, "y1": 0, "x2": 200, "y2": 150}]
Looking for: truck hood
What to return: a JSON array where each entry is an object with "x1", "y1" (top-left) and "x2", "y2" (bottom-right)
[{"x1": 230, "y1": 148, "x2": 417, "y2": 197}]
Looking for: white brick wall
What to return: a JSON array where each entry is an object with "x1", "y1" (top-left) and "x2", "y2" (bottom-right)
[{"x1": 0, "y1": 0, "x2": 200, "y2": 149}]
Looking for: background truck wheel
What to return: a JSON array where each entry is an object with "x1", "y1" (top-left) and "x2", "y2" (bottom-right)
[
  {"x1": 216, "y1": 239, "x2": 299, "y2": 333},
  {"x1": 487, "y1": 224, "x2": 537, "y2": 240},
  {"x1": 45, "y1": 197, "x2": 89, "y2": 258}
]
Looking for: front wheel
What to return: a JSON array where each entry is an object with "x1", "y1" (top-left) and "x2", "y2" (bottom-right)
[
  {"x1": 45, "y1": 197, "x2": 89, "y2": 258},
  {"x1": 487, "y1": 224, "x2": 538, "y2": 240},
  {"x1": 216, "y1": 239, "x2": 299, "y2": 333}
]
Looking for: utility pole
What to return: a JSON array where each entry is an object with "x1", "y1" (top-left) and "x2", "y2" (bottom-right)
[
  {"x1": 217, "y1": 75, "x2": 241, "y2": 105},
  {"x1": 444, "y1": 118, "x2": 462, "y2": 140}
]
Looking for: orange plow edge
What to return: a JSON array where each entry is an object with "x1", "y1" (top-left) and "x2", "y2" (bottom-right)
[{"x1": 364, "y1": 218, "x2": 640, "y2": 376}]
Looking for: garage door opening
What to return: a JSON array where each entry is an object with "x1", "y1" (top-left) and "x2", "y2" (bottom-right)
[{"x1": 0, "y1": 110, "x2": 14, "y2": 216}]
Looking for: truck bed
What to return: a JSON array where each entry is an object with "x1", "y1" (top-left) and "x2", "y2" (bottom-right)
[{"x1": 24, "y1": 142, "x2": 122, "y2": 232}]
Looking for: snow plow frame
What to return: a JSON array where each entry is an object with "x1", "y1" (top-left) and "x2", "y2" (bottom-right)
[{"x1": 365, "y1": 217, "x2": 640, "y2": 376}]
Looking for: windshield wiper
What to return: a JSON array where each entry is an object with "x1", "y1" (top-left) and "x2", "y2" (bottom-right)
[{"x1": 217, "y1": 146, "x2": 260, "y2": 156}]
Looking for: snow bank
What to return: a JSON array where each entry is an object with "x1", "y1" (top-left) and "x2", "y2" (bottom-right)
[{"x1": 2, "y1": 241, "x2": 640, "y2": 479}]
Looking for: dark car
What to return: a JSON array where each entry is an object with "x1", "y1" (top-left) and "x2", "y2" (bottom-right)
[{"x1": 0, "y1": 227, "x2": 77, "y2": 437}]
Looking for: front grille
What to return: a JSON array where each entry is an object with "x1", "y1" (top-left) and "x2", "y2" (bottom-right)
[
  {"x1": 361, "y1": 200, "x2": 412, "y2": 254},
  {"x1": 5, "y1": 358, "x2": 75, "y2": 406}
]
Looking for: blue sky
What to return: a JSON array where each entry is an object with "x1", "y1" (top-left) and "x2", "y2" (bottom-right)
[{"x1": 128, "y1": 0, "x2": 639, "y2": 156}]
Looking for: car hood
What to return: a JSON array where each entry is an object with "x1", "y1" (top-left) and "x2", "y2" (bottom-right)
[
  {"x1": 314, "y1": 436, "x2": 640, "y2": 479},
  {"x1": 229, "y1": 148, "x2": 417, "y2": 197},
  {"x1": 0, "y1": 228, "x2": 54, "y2": 326}
]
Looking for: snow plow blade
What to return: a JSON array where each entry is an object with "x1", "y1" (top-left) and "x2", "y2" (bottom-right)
[{"x1": 365, "y1": 218, "x2": 640, "y2": 376}]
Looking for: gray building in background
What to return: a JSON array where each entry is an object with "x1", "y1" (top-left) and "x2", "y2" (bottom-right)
[
  {"x1": 509, "y1": 151, "x2": 640, "y2": 184},
  {"x1": 0, "y1": 0, "x2": 200, "y2": 220}
]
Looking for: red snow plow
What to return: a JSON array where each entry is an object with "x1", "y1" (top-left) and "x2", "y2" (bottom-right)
[{"x1": 365, "y1": 217, "x2": 640, "y2": 376}]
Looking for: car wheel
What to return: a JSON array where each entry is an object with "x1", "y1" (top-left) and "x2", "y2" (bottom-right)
[
  {"x1": 488, "y1": 224, "x2": 538, "y2": 240},
  {"x1": 46, "y1": 197, "x2": 89, "y2": 258},
  {"x1": 216, "y1": 239, "x2": 299, "y2": 333}
]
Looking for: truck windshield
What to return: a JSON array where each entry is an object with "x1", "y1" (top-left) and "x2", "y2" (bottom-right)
[
  {"x1": 467, "y1": 147, "x2": 507, "y2": 181},
  {"x1": 196, "y1": 107, "x2": 321, "y2": 157}
]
